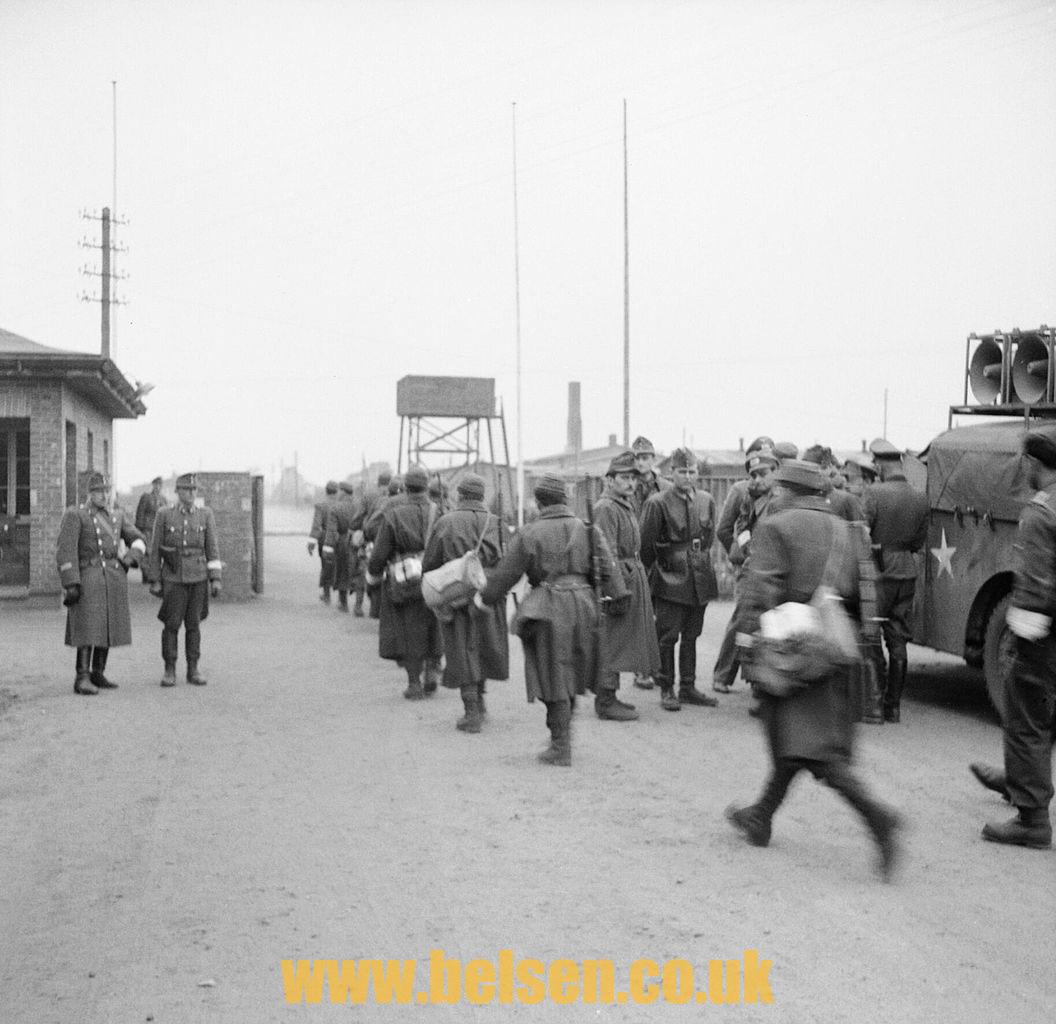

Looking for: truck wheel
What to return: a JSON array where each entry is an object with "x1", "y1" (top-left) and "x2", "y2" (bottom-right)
[{"x1": 983, "y1": 594, "x2": 1015, "y2": 722}]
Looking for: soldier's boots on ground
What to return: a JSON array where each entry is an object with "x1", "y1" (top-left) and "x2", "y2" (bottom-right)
[
  {"x1": 477, "y1": 682, "x2": 487, "y2": 716},
  {"x1": 187, "y1": 660, "x2": 207, "y2": 686},
  {"x1": 423, "y1": 660, "x2": 442, "y2": 694},
  {"x1": 321, "y1": 585, "x2": 331, "y2": 605},
  {"x1": 337, "y1": 590, "x2": 349, "y2": 613},
  {"x1": 403, "y1": 665, "x2": 425, "y2": 701},
  {"x1": 353, "y1": 590, "x2": 365, "y2": 617},
  {"x1": 633, "y1": 673, "x2": 655, "y2": 690},
  {"x1": 456, "y1": 684, "x2": 483, "y2": 733},
  {"x1": 678, "y1": 682, "x2": 718, "y2": 707},
  {"x1": 982, "y1": 808, "x2": 1053, "y2": 849},
  {"x1": 161, "y1": 663, "x2": 177, "y2": 687},
  {"x1": 969, "y1": 762, "x2": 1011, "y2": 802},
  {"x1": 883, "y1": 657, "x2": 907, "y2": 723},
  {"x1": 595, "y1": 689, "x2": 638, "y2": 721},
  {"x1": 90, "y1": 646, "x2": 117, "y2": 689},
  {"x1": 660, "y1": 687, "x2": 681, "y2": 711},
  {"x1": 539, "y1": 702, "x2": 572, "y2": 766},
  {"x1": 74, "y1": 647, "x2": 97, "y2": 696},
  {"x1": 725, "y1": 804, "x2": 772, "y2": 847}
]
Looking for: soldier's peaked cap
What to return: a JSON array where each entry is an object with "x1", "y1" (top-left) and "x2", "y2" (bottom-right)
[
  {"x1": 175, "y1": 473, "x2": 197, "y2": 489},
  {"x1": 746, "y1": 449, "x2": 778, "y2": 472},
  {"x1": 606, "y1": 451, "x2": 638, "y2": 477},
  {"x1": 339, "y1": 480, "x2": 355, "y2": 494},
  {"x1": 844, "y1": 452, "x2": 877, "y2": 474},
  {"x1": 631, "y1": 436, "x2": 655, "y2": 455},
  {"x1": 869, "y1": 437, "x2": 902, "y2": 459},
  {"x1": 747, "y1": 435, "x2": 775, "y2": 455},
  {"x1": 87, "y1": 471, "x2": 109, "y2": 491},
  {"x1": 1023, "y1": 431, "x2": 1056, "y2": 469},
  {"x1": 670, "y1": 447, "x2": 697, "y2": 469}
]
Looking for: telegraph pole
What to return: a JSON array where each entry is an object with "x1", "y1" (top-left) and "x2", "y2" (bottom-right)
[
  {"x1": 622, "y1": 98, "x2": 630, "y2": 448},
  {"x1": 80, "y1": 206, "x2": 127, "y2": 358}
]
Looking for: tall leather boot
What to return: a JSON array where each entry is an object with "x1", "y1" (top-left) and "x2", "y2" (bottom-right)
[
  {"x1": 859, "y1": 650, "x2": 884, "y2": 724},
  {"x1": 456, "y1": 685, "x2": 482, "y2": 733},
  {"x1": 403, "y1": 660, "x2": 425, "y2": 700},
  {"x1": 337, "y1": 589, "x2": 349, "y2": 612},
  {"x1": 353, "y1": 587, "x2": 365, "y2": 617},
  {"x1": 982, "y1": 807, "x2": 1053, "y2": 849},
  {"x1": 186, "y1": 629, "x2": 207, "y2": 685},
  {"x1": 423, "y1": 658, "x2": 443, "y2": 694},
  {"x1": 595, "y1": 673, "x2": 637, "y2": 721},
  {"x1": 657, "y1": 647, "x2": 680, "y2": 712},
  {"x1": 477, "y1": 681, "x2": 487, "y2": 716},
  {"x1": 883, "y1": 657, "x2": 907, "y2": 723},
  {"x1": 321, "y1": 583, "x2": 331, "y2": 604},
  {"x1": 90, "y1": 647, "x2": 117, "y2": 689},
  {"x1": 726, "y1": 761, "x2": 798, "y2": 847},
  {"x1": 824, "y1": 761, "x2": 903, "y2": 881},
  {"x1": 679, "y1": 631, "x2": 717, "y2": 706},
  {"x1": 74, "y1": 646, "x2": 97, "y2": 695},
  {"x1": 161, "y1": 629, "x2": 178, "y2": 686},
  {"x1": 538, "y1": 701, "x2": 571, "y2": 766}
]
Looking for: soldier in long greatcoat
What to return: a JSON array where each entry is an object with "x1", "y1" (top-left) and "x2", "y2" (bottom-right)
[
  {"x1": 56, "y1": 472, "x2": 146, "y2": 695},
  {"x1": 726, "y1": 459, "x2": 901, "y2": 881},
  {"x1": 363, "y1": 473, "x2": 400, "y2": 619},
  {"x1": 366, "y1": 465, "x2": 440, "y2": 700},
  {"x1": 592, "y1": 451, "x2": 659, "y2": 721},
  {"x1": 478, "y1": 474, "x2": 627, "y2": 766},
  {"x1": 323, "y1": 481, "x2": 365, "y2": 613},
  {"x1": 422, "y1": 473, "x2": 509, "y2": 733},
  {"x1": 134, "y1": 476, "x2": 168, "y2": 585}
]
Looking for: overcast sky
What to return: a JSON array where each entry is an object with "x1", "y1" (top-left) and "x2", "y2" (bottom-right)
[{"x1": 2, "y1": 0, "x2": 1054, "y2": 489}]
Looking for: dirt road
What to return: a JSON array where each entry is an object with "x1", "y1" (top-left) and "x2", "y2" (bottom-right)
[{"x1": 1, "y1": 529, "x2": 1051, "y2": 1023}]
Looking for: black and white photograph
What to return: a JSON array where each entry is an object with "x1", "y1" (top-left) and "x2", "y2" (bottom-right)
[{"x1": 1, "y1": 1, "x2": 1054, "y2": 1020}]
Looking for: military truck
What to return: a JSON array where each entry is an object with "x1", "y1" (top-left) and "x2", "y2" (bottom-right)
[{"x1": 910, "y1": 325, "x2": 1055, "y2": 719}]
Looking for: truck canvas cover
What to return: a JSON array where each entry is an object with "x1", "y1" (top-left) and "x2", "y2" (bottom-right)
[{"x1": 922, "y1": 421, "x2": 1056, "y2": 524}]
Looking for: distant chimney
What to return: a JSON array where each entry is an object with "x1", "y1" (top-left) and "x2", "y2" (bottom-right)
[
  {"x1": 566, "y1": 382, "x2": 582, "y2": 456},
  {"x1": 608, "y1": 433, "x2": 617, "y2": 447}
]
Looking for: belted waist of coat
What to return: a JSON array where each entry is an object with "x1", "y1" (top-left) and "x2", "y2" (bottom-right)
[
  {"x1": 664, "y1": 540, "x2": 705, "y2": 551},
  {"x1": 544, "y1": 573, "x2": 591, "y2": 590},
  {"x1": 80, "y1": 556, "x2": 122, "y2": 569}
]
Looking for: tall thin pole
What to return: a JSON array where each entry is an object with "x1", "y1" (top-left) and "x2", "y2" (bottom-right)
[
  {"x1": 101, "y1": 208, "x2": 111, "y2": 359},
  {"x1": 111, "y1": 81, "x2": 118, "y2": 358},
  {"x1": 622, "y1": 99, "x2": 630, "y2": 448},
  {"x1": 883, "y1": 387, "x2": 889, "y2": 439},
  {"x1": 512, "y1": 102, "x2": 524, "y2": 526}
]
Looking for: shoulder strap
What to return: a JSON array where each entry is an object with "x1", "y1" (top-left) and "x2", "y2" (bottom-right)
[
  {"x1": 819, "y1": 517, "x2": 848, "y2": 590},
  {"x1": 473, "y1": 511, "x2": 492, "y2": 554}
]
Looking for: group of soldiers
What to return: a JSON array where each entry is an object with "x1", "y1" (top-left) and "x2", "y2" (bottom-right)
[{"x1": 57, "y1": 472, "x2": 223, "y2": 694}]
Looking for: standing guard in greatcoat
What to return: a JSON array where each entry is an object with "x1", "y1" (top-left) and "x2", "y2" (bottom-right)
[
  {"x1": 56, "y1": 472, "x2": 147, "y2": 695},
  {"x1": 592, "y1": 451, "x2": 659, "y2": 721}
]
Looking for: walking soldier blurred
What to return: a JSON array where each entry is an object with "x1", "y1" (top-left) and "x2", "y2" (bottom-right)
[
  {"x1": 324, "y1": 481, "x2": 365, "y2": 614},
  {"x1": 363, "y1": 472, "x2": 399, "y2": 619},
  {"x1": 863, "y1": 438, "x2": 929, "y2": 722},
  {"x1": 307, "y1": 480, "x2": 339, "y2": 604},
  {"x1": 982, "y1": 431, "x2": 1056, "y2": 849},
  {"x1": 727, "y1": 460, "x2": 902, "y2": 880},
  {"x1": 478, "y1": 474, "x2": 627, "y2": 765},
  {"x1": 592, "y1": 451, "x2": 660, "y2": 721},
  {"x1": 148, "y1": 473, "x2": 222, "y2": 687},
  {"x1": 640, "y1": 447, "x2": 719, "y2": 711},
  {"x1": 366, "y1": 465, "x2": 441, "y2": 700},
  {"x1": 134, "y1": 475, "x2": 168, "y2": 585},
  {"x1": 56, "y1": 472, "x2": 147, "y2": 695},
  {"x1": 422, "y1": 473, "x2": 509, "y2": 733}
]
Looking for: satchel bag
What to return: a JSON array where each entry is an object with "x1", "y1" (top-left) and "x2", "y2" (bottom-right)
[
  {"x1": 752, "y1": 522, "x2": 862, "y2": 697},
  {"x1": 422, "y1": 513, "x2": 491, "y2": 621},
  {"x1": 386, "y1": 504, "x2": 436, "y2": 606}
]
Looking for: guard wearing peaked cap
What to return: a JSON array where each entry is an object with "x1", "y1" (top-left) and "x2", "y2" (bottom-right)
[
  {"x1": 148, "y1": 473, "x2": 223, "y2": 687},
  {"x1": 640, "y1": 446, "x2": 720, "y2": 710},
  {"x1": 56, "y1": 472, "x2": 147, "y2": 695},
  {"x1": 861, "y1": 441, "x2": 929, "y2": 722},
  {"x1": 308, "y1": 480, "x2": 340, "y2": 603},
  {"x1": 591, "y1": 452, "x2": 660, "y2": 720}
]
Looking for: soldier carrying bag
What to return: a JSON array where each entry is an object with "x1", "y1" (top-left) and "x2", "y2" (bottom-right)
[
  {"x1": 422, "y1": 512, "x2": 490, "y2": 622},
  {"x1": 386, "y1": 503, "x2": 437, "y2": 606}
]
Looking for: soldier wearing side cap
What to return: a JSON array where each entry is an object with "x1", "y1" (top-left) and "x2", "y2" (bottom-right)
[
  {"x1": 630, "y1": 435, "x2": 671, "y2": 519},
  {"x1": 980, "y1": 431, "x2": 1056, "y2": 850},
  {"x1": 862, "y1": 438, "x2": 929, "y2": 723},
  {"x1": 307, "y1": 480, "x2": 339, "y2": 604},
  {"x1": 592, "y1": 451, "x2": 661, "y2": 721},
  {"x1": 148, "y1": 473, "x2": 222, "y2": 687},
  {"x1": 56, "y1": 472, "x2": 147, "y2": 695},
  {"x1": 640, "y1": 447, "x2": 720, "y2": 711}
]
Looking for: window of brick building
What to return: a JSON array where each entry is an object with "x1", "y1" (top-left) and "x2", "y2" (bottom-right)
[{"x1": 0, "y1": 418, "x2": 31, "y2": 516}]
